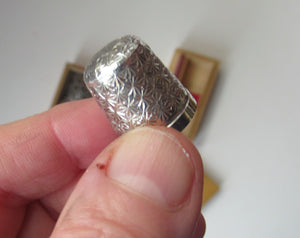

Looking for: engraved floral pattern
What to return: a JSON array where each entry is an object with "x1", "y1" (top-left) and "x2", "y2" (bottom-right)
[{"x1": 84, "y1": 35, "x2": 189, "y2": 135}]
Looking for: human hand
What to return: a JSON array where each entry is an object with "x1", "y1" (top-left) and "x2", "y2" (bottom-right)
[{"x1": 0, "y1": 98, "x2": 205, "y2": 238}]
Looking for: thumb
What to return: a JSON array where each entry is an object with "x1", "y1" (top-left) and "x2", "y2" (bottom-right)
[{"x1": 51, "y1": 127, "x2": 205, "y2": 238}]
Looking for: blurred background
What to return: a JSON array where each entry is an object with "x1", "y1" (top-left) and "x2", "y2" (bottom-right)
[{"x1": 0, "y1": 0, "x2": 299, "y2": 237}]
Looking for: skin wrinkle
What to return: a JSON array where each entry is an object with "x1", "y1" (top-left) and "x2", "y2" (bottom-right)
[
  {"x1": 41, "y1": 172, "x2": 84, "y2": 220},
  {"x1": 27, "y1": 112, "x2": 80, "y2": 198},
  {"x1": 191, "y1": 207, "x2": 205, "y2": 237},
  {"x1": 58, "y1": 177, "x2": 160, "y2": 238},
  {"x1": 16, "y1": 201, "x2": 55, "y2": 238},
  {"x1": 38, "y1": 200, "x2": 57, "y2": 222},
  {"x1": 0, "y1": 188, "x2": 28, "y2": 208},
  {"x1": 56, "y1": 207, "x2": 138, "y2": 238},
  {"x1": 0, "y1": 135, "x2": 31, "y2": 203},
  {"x1": 0, "y1": 144, "x2": 14, "y2": 189},
  {"x1": 0, "y1": 131, "x2": 28, "y2": 237},
  {"x1": 48, "y1": 108, "x2": 80, "y2": 170},
  {"x1": 46, "y1": 100, "x2": 117, "y2": 170},
  {"x1": 13, "y1": 206, "x2": 27, "y2": 238}
]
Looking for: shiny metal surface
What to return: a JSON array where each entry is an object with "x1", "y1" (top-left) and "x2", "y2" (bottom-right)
[{"x1": 84, "y1": 35, "x2": 196, "y2": 134}]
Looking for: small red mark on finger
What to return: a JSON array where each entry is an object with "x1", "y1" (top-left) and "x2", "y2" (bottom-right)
[
  {"x1": 96, "y1": 150, "x2": 114, "y2": 176},
  {"x1": 96, "y1": 163, "x2": 106, "y2": 170}
]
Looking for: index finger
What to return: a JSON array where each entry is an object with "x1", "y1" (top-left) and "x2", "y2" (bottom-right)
[{"x1": 0, "y1": 98, "x2": 117, "y2": 200}]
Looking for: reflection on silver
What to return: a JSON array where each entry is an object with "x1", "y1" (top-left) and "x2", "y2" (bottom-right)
[{"x1": 84, "y1": 35, "x2": 196, "y2": 135}]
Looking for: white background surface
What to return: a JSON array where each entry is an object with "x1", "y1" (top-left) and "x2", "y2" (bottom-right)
[{"x1": 0, "y1": 0, "x2": 299, "y2": 237}]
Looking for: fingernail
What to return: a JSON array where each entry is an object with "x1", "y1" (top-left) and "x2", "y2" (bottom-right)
[{"x1": 106, "y1": 127, "x2": 194, "y2": 208}]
